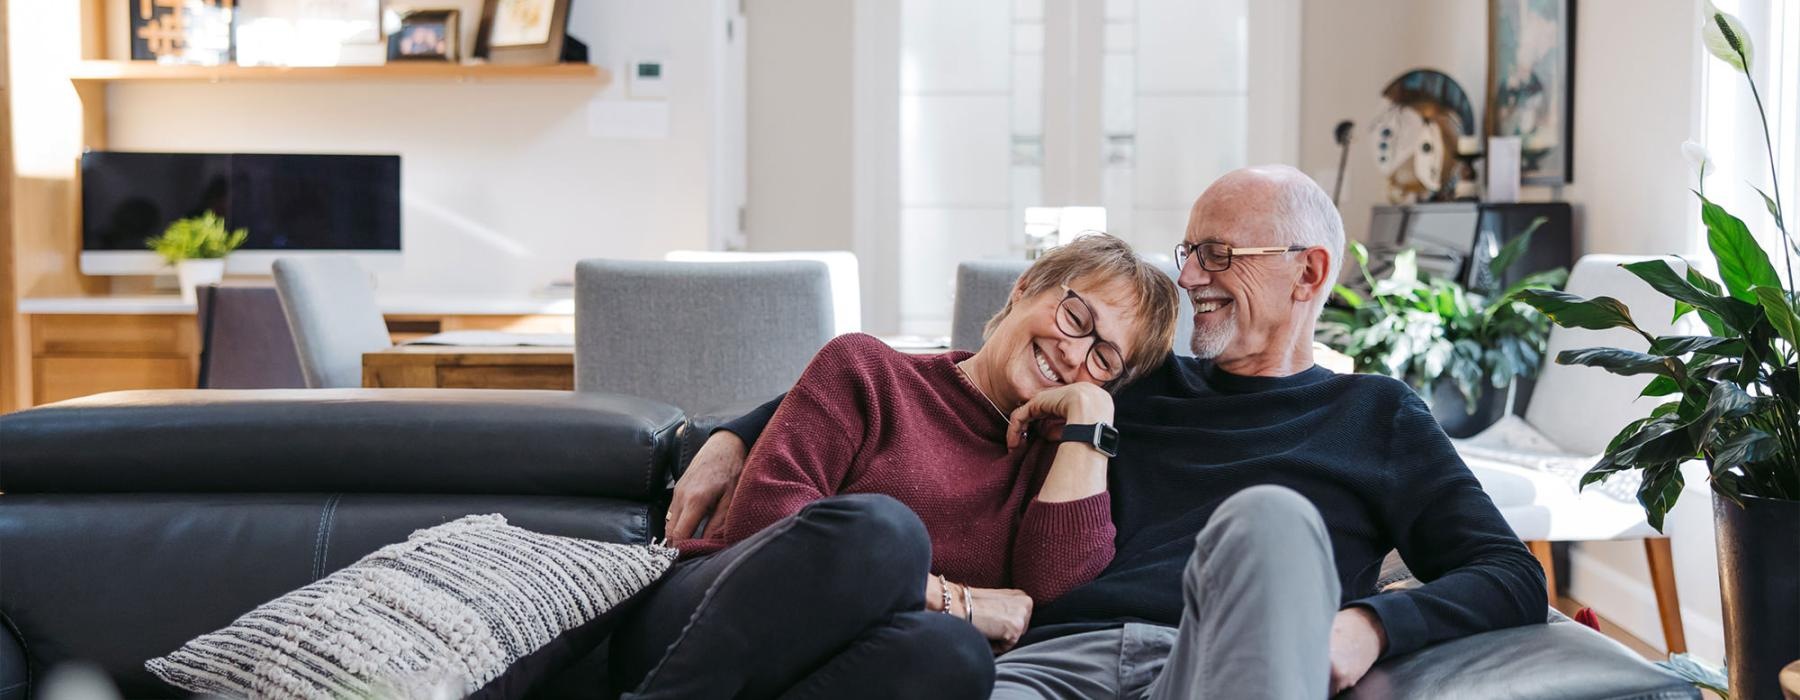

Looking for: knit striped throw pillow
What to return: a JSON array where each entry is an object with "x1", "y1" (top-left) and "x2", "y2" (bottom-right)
[{"x1": 146, "y1": 514, "x2": 676, "y2": 699}]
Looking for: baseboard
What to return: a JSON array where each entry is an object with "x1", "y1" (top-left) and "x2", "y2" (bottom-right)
[{"x1": 1567, "y1": 547, "x2": 1726, "y2": 662}]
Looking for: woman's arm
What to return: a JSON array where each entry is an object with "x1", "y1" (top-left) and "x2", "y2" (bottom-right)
[{"x1": 1004, "y1": 384, "x2": 1118, "y2": 601}]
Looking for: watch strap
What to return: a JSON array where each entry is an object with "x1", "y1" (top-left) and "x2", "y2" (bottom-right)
[{"x1": 1054, "y1": 422, "x2": 1119, "y2": 457}]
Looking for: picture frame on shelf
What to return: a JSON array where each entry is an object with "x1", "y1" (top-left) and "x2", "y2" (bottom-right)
[
  {"x1": 131, "y1": 0, "x2": 236, "y2": 65},
  {"x1": 387, "y1": 9, "x2": 460, "y2": 62},
  {"x1": 1486, "y1": 0, "x2": 1577, "y2": 185},
  {"x1": 476, "y1": 0, "x2": 571, "y2": 65}
]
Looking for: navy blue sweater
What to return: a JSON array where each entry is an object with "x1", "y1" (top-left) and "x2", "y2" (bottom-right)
[{"x1": 721, "y1": 354, "x2": 1546, "y2": 660}]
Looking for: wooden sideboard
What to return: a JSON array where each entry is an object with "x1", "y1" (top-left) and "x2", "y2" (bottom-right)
[
  {"x1": 30, "y1": 314, "x2": 199, "y2": 405},
  {"x1": 17, "y1": 295, "x2": 576, "y2": 409}
]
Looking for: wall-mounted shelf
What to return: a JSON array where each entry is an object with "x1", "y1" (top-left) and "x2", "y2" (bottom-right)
[{"x1": 68, "y1": 60, "x2": 609, "y2": 85}]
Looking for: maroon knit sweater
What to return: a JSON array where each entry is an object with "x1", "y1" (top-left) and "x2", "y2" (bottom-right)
[{"x1": 681, "y1": 333, "x2": 1115, "y2": 602}]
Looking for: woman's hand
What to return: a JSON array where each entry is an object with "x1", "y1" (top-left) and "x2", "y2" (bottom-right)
[
  {"x1": 966, "y1": 586, "x2": 1034, "y2": 653},
  {"x1": 1005, "y1": 384, "x2": 1114, "y2": 449},
  {"x1": 925, "y1": 578, "x2": 1035, "y2": 653}
]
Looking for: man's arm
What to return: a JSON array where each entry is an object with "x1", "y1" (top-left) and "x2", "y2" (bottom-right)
[
  {"x1": 666, "y1": 394, "x2": 783, "y2": 541},
  {"x1": 1349, "y1": 398, "x2": 1548, "y2": 661}
]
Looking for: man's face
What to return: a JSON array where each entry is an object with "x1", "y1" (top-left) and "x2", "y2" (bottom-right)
[{"x1": 1175, "y1": 200, "x2": 1308, "y2": 362}]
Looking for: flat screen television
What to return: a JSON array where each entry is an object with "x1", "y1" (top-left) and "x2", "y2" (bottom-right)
[{"x1": 80, "y1": 151, "x2": 401, "y2": 275}]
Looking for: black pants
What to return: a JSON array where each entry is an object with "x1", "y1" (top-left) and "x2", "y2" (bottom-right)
[{"x1": 610, "y1": 494, "x2": 996, "y2": 699}]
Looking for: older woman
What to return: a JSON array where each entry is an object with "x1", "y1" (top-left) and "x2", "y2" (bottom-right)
[{"x1": 610, "y1": 234, "x2": 1179, "y2": 700}]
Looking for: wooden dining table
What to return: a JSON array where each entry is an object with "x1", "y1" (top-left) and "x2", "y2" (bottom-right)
[
  {"x1": 362, "y1": 335, "x2": 955, "y2": 391},
  {"x1": 362, "y1": 345, "x2": 576, "y2": 390}
]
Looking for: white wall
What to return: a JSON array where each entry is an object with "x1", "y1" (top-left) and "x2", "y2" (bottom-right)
[
  {"x1": 99, "y1": 0, "x2": 729, "y2": 295},
  {"x1": 1299, "y1": 0, "x2": 1704, "y2": 259},
  {"x1": 1299, "y1": 0, "x2": 1721, "y2": 661}
]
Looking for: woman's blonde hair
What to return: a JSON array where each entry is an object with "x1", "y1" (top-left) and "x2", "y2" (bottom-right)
[{"x1": 983, "y1": 233, "x2": 1180, "y2": 387}]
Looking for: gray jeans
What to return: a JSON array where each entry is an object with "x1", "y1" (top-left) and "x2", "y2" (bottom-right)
[{"x1": 993, "y1": 485, "x2": 1342, "y2": 699}]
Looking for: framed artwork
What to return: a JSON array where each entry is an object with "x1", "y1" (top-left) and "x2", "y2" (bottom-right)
[
  {"x1": 131, "y1": 0, "x2": 236, "y2": 64},
  {"x1": 1486, "y1": 0, "x2": 1577, "y2": 185},
  {"x1": 387, "y1": 9, "x2": 460, "y2": 62},
  {"x1": 476, "y1": 0, "x2": 570, "y2": 65}
]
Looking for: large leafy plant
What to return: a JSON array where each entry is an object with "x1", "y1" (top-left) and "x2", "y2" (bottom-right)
[
  {"x1": 1318, "y1": 224, "x2": 1566, "y2": 411},
  {"x1": 146, "y1": 210, "x2": 248, "y2": 265},
  {"x1": 1512, "y1": 4, "x2": 1800, "y2": 530}
]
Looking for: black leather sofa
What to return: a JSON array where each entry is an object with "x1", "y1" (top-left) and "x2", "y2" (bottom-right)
[{"x1": 0, "y1": 390, "x2": 1697, "y2": 699}]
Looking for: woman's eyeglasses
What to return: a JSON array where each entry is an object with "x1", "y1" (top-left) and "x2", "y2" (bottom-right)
[
  {"x1": 1054, "y1": 286, "x2": 1126, "y2": 384},
  {"x1": 1174, "y1": 241, "x2": 1310, "y2": 272}
]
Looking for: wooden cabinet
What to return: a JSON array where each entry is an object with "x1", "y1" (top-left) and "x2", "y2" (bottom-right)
[
  {"x1": 29, "y1": 315, "x2": 199, "y2": 405},
  {"x1": 20, "y1": 311, "x2": 574, "y2": 407}
]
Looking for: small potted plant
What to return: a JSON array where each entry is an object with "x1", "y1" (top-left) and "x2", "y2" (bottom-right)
[
  {"x1": 146, "y1": 210, "x2": 247, "y2": 304},
  {"x1": 1316, "y1": 224, "x2": 1566, "y2": 436}
]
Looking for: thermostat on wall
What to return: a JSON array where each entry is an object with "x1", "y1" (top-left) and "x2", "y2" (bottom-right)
[{"x1": 628, "y1": 58, "x2": 668, "y2": 99}]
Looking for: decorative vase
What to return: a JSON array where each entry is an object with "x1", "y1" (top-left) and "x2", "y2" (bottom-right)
[
  {"x1": 1429, "y1": 379, "x2": 1508, "y2": 439},
  {"x1": 176, "y1": 259, "x2": 226, "y2": 305},
  {"x1": 1714, "y1": 491, "x2": 1800, "y2": 699}
]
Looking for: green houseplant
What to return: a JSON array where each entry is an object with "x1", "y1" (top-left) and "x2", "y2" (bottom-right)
[
  {"x1": 1512, "y1": 5, "x2": 1798, "y2": 697},
  {"x1": 145, "y1": 211, "x2": 247, "y2": 304},
  {"x1": 1317, "y1": 224, "x2": 1565, "y2": 436}
]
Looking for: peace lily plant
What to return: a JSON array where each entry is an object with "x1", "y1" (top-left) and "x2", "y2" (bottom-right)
[{"x1": 1510, "y1": 5, "x2": 1798, "y2": 697}]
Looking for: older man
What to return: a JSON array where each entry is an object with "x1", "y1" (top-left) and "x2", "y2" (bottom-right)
[{"x1": 669, "y1": 165, "x2": 1545, "y2": 697}]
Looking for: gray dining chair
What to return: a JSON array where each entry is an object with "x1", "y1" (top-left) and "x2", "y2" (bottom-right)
[
  {"x1": 195, "y1": 284, "x2": 307, "y2": 389},
  {"x1": 951, "y1": 258, "x2": 1196, "y2": 356},
  {"x1": 574, "y1": 258, "x2": 834, "y2": 412},
  {"x1": 272, "y1": 256, "x2": 393, "y2": 389}
]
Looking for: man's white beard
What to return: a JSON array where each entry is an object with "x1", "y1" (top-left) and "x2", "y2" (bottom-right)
[{"x1": 1188, "y1": 320, "x2": 1234, "y2": 359}]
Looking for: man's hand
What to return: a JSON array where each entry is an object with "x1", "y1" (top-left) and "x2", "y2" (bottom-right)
[
  {"x1": 1328, "y1": 606, "x2": 1387, "y2": 695},
  {"x1": 666, "y1": 431, "x2": 748, "y2": 542}
]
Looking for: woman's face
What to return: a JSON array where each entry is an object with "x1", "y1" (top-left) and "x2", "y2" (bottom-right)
[{"x1": 976, "y1": 276, "x2": 1142, "y2": 410}]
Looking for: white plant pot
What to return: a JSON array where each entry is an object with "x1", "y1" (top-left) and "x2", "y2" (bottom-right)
[{"x1": 176, "y1": 259, "x2": 226, "y2": 304}]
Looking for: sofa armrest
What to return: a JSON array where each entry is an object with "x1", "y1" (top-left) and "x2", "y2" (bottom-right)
[
  {"x1": 1344, "y1": 616, "x2": 1696, "y2": 699},
  {"x1": 0, "y1": 389, "x2": 684, "y2": 501}
]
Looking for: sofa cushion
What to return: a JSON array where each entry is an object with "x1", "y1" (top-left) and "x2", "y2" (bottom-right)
[
  {"x1": 146, "y1": 515, "x2": 674, "y2": 699},
  {"x1": 1346, "y1": 616, "x2": 1696, "y2": 699}
]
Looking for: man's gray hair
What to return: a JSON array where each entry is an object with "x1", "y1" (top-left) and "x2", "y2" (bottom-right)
[{"x1": 1266, "y1": 171, "x2": 1345, "y2": 311}]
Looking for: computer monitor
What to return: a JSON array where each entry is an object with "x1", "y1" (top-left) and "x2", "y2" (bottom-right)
[{"x1": 80, "y1": 151, "x2": 402, "y2": 275}]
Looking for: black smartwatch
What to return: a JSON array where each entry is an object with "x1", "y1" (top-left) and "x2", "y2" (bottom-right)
[{"x1": 1054, "y1": 422, "x2": 1120, "y2": 458}]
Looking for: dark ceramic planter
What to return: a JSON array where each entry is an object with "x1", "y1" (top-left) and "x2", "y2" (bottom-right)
[
  {"x1": 1713, "y1": 491, "x2": 1800, "y2": 699},
  {"x1": 1429, "y1": 380, "x2": 1508, "y2": 439}
]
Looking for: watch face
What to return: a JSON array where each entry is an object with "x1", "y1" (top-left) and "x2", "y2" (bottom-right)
[{"x1": 1096, "y1": 424, "x2": 1120, "y2": 456}]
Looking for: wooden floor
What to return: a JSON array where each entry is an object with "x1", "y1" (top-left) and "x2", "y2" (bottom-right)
[
  {"x1": 1553, "y1": 596, "x2": 1722, "y2": 699},
  {"x1": 1553, "y1": 595, "x2": 1662, "y2": 659}
]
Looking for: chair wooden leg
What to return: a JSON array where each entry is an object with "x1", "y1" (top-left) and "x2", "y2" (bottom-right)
[
  {"x1": 1527, "y1": 540, "x2": 1556, "y2": 603},
  {"x1": 1644, "y1": 538, "x2": 1688, "y2": 654}
]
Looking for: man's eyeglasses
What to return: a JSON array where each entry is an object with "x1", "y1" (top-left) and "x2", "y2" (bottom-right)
[
  {"x1": 1055, "y1": 285, "x2": 1126, "y2": 384},
  {"x1": 1174, "y1": 241, "x2": 1310, "y2": 273}
]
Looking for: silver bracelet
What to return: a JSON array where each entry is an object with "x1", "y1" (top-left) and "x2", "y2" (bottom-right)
[
  {"x1": 962, "y1": 583, "x2": 975, "y2": 623},
  {"x1": 938, "y1": 574, "x2": 953, "y2": 615}
]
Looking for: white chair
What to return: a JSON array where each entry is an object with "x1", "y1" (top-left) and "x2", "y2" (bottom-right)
[
  {"x1": 664, "y1": 250, "x2": 861, "y2": 336},
  {"x1": 272, "y1": 256, "x2": 393, "y2": 389},
  {"x1": 1452, "y1": 254, "x2": 1691, "y2": 653}
]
